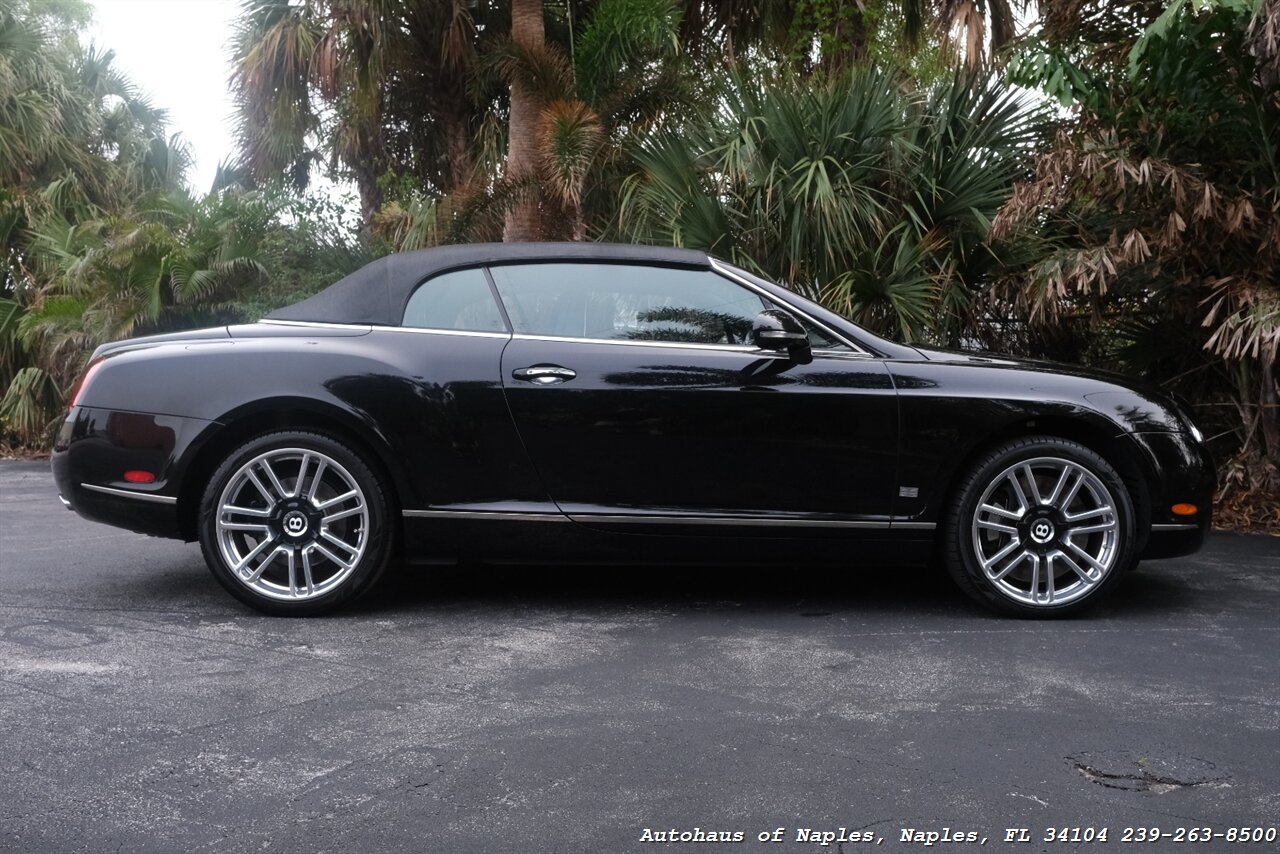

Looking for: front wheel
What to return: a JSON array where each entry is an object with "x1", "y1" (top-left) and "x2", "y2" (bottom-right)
[
  {"x1": 943, "y1": 436, "x2": 1136, "y2": 617},
  {"x1": 198, "y1": 431, "x2": 395, "y2": 616}
]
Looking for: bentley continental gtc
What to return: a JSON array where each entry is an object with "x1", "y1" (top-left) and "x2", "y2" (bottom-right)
[{"x1": 51, "y1": 242, "x2": 1214, "y2": 616}]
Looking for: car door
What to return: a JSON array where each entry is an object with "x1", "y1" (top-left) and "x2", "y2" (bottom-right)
[
  {"x1": 490, "y1": 261, "x2": 899, "y2": 534},
  {"x1": 373, "y1": 265, "x2": 550, "y2": 512}
]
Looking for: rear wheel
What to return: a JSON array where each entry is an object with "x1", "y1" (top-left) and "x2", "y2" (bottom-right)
[
  {"x1": 198, "y1": 431, "x2": 395, "y2": 616},
  {"x1": 943, "y1": 436, "x2": 1136, "y2": 617}
]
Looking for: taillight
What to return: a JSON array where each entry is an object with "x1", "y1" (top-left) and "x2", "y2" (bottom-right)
[{"x1": 68, "y1": 358, "x2": 105, "y2": 410}]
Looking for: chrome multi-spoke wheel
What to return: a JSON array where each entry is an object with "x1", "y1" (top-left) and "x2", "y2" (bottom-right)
[
  {"x1": 215, "y1": 448, "x2": 369, "y2": 601},
  {"x1": 945, "y1": 437, "x2": 1134, "y2": 617},
  {"x1": 971, "y1": 457, "x2": 1119, "y2": 607},
  {"x1": 199, "y1": 432, "x2": 392, "y2": 615}
]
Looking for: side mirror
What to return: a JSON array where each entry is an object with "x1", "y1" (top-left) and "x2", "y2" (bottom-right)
[{"x1": 752, "y1": 309, "x2": 812, "y2": 362}]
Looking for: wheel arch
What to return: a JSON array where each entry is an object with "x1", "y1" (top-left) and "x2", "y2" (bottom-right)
[
  {"x1": 934, "y1": 415, "x2": 1153, "y2": 553},
  {"x1": 175, "y1": 397, "x2": 406, "y2": 542}
]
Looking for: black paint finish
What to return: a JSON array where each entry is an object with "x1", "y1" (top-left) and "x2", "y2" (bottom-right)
[
  {"x1": 51, "y1": 245, "x2": 1214, "y2": 566},
  {"x1": 501, "y1": 338, "x2": 898, "y2": 526}
]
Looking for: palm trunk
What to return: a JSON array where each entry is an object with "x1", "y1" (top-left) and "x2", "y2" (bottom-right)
[
  {"x1": 503, "y1": 0, "x2": 545, "y2": 242},
  {"x1": 352, "y1": 157, "x2": 384, "y2": 231},
  {"x1": 442, "y1": 106, "x2": 474, "y2": 193}
]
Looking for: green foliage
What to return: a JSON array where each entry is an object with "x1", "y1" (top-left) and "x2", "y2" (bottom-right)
[
  {"x1": 994, "y1": 0, "x2": 1280, "y2": 494},
  {"x1": 230, "y1": 0, "x2": 508, "y2": 221},
  {"x1": 227, "y1": 190, "x2": 378, "y2": 319},
  {"x1": 1127, "y1": 0, "x2": 1257, "y2": 76},
  {"x1": 0, "y1": 1, "x2": 375, "y2": 443},
  {"x1": 575, "y1": 0, "x2": 680, "y2": 106},
  {"x1": 3, "y1": 0, "x2": 1275, "y2": 529},
  {"x1": 1007, "y1": 42, "x2": 1097, "y2": 106},
  {"x1": 0, "y1": 365, "x2": 61, "y2": 445},
  {"x1": 620, "y1": 67, "x2": 1045, "y2": 342}
]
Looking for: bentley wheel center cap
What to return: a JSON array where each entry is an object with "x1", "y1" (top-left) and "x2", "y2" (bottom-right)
[
  {"x1": 283, "y1": 511, "x2": 309, "y2": 537},
  {"x1": 1030, "y1": 518, "x2": 1055, "y2": 544}
]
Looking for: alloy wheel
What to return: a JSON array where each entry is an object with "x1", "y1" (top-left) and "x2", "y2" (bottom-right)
[
  {"x1": 214, "y1": 447, "x2": 369, "y2": 602},
  {"x1": 969, "y1": 456, "x2": 1120, "y2": 607}
]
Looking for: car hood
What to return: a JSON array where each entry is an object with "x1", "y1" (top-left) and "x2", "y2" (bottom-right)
[
  {"x1": 908, "y1": 345, "x2": 1193, "y2": 434},
  {"x1": 910, "y1": 344, "x2": 1131, "y2": 381}
]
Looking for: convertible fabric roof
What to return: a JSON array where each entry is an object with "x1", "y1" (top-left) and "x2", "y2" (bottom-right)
[{"x1": 265, "y1": 242, "x2": 711, "y2": 326}]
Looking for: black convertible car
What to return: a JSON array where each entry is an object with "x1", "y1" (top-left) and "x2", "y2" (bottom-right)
[{"x1": 52, "y1": 242, "x2": 1213, "y2": 617}]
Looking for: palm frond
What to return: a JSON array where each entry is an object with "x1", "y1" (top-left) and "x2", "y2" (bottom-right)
[
  {"x1": 538, "y1": 99, "x2": 604, "y2": 208},
  {"x1": 482, "y1": 36, "x2": 574, "y2": 102},
  {"x1": 0, "y1": 365, "x2": 62, "y2": 444}
]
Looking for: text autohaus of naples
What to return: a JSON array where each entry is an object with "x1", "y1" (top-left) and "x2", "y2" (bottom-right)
[{"x1": 636, "y1": 826, "x2": 976, "y2": 844}]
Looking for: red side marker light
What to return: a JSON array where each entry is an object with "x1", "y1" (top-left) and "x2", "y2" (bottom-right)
[
  {"x1": 123, "y1": 471, "x2": 156, "y2": 484},
  {"x1": 1171, "y1": 503, "x2": 1198, "y2": 516}
]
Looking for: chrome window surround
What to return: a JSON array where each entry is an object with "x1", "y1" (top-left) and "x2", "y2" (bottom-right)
[
  {"x1": 263, "y1": 262, "x2": 875, "y2": 358},
  {"x1": 508, "y1": 333, "x2": 788, "y2": 354},
  {"x1": 259, "y1": 319, "x2": 509, "y2": 340},
  {"x1": 259, "y1": 319, "x2": 375, "y2": 332},
  {"x1": 259, "y1": 319, "x2": 853, "y2": 356},
  {"x1": 709, "y1": 258, "x2": 871, "y2": 356},
  {"x1": 377, "y1": 326, "x2": 510, "y2": 339}
]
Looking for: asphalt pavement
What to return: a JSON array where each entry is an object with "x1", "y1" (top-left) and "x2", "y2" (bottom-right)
[{"x1": 1, "y1": 459, "x2": 1277, "y2": 853}]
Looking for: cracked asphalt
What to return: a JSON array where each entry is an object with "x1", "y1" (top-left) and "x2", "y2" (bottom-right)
[{"x1": 1, "y1": 459, "x2": 1277, "y2": 853}]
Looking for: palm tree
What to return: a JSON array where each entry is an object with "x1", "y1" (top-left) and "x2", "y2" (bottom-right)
[
  {"x1": 1, "y1": 2, "x2": 184, "y2": 444},
  {"x1": 675, "y1": 0, "x2": 1027, "y2": 71},
  {"x1": 993, "y1": 0, "x2": 1280, "y2": 500},
  {"x1": 619, "y1": 67, "x2": 1043, "y2": 343},
  {"x1": 503, "y1": 0, "x2": 547, "y2": 240},
  {"x1": 936, "y1": 0, "x2": 1021, "y2": 67},
  {"x1": 230, "y1": 0, "x2": 494, "y2": 227},
  {"x1": 379, "y1": 0, "x2": 692, "y2": 247}
]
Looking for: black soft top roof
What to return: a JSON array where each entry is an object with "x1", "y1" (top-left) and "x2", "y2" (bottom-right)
[{"x1": 265, "y1": 242, "x2": 711, "y2": 326}]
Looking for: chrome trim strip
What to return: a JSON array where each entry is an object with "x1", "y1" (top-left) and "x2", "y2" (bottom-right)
[
  {"x1": 404, "y1": 508, "x2": 933, "y2": 530},
  {"x1": 258, "y1": 319, "x2": 373, "y2": 332},
  {"x1": 259, "y1": 319, "x2": 511, "y2": 340},
  {"x1": 265, "y1": 320, "x2": 759, "y2": 349},
  {"x1": 510, "y1": 333, "x2": 857, "y2": 359},
  {"x1": 58, "y1": 495, "x2": 73, "y2": 510},
  {"x1": 260, "y1": 272, "x2": 867, "y2": 354},
  {"x1": 80, "y1": 483, "x2": 178, "y2": 505},
  {"x1": 377, "y1": 326, "x2": 510, "y2": 339},
  {"x1": 709, "y1": 258, "x2": 871, "y2": 355},
  {"x1": 509, "y1": 333, "x2": 772, "y2": 353},
  {"x1": 509, "y1": 332, "x2": 856, "y2": 358},
  {"x1": 403, "y1": 509, "x2": 570, "y2": 522},
  {"x1": 1151, "y1": 522, "x2": 1198, "y2": 531},
  {"x1": 572, "y1": 514, "x2": 893, "y2": 529}
]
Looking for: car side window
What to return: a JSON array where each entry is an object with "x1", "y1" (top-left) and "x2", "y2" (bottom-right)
[
  {"x1": 794, "y1": 315, "x2": 849, "y2": 351},
  {"x1": 718, "y1": 264, "x2": 850, "y2": 351},
  {"x1": 403, "y1": 268, "x2": 507, "y2": 333},
  {"x1": 488, "y1": 263, "x2": 770, "y2": 345}
]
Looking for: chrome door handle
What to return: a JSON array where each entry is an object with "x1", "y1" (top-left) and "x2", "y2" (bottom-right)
[{"x1": 512, "y1": 365, "x2": 577, "y2": 384}]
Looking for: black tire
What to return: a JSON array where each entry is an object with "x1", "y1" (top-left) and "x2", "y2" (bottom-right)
[
  {"x1": 942, "y1": 436, "x2": 1136, "y2": 618},
  {"x1": 198, "y1": 430, "x2": 396, "y2": 616}
]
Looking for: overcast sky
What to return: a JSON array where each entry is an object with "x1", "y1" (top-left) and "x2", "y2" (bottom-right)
[{"x1": 88, "y1": 0, "x2": 239, "y2": 195}]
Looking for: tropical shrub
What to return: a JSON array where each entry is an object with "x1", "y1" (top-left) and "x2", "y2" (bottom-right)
[
  {"x1": 618, "y1": 67, "x2": 1045, "y2": 345},
  {"x1": 996, "y1": 0, "x2": 1280, "y2": 525}
]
